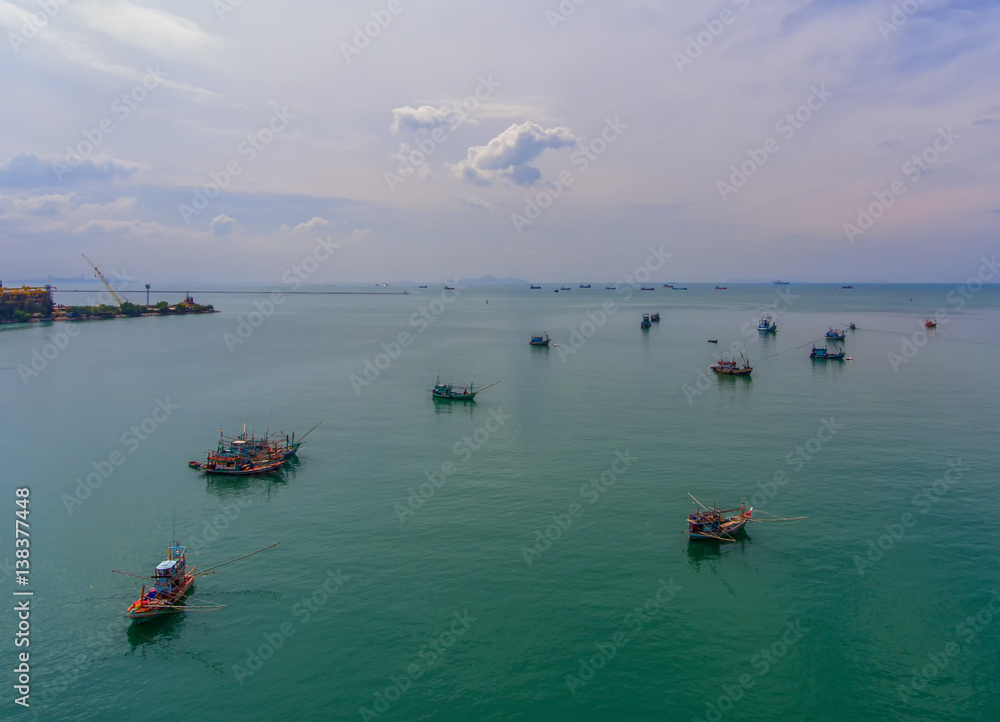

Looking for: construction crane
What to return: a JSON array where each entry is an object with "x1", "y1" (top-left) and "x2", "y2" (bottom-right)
[{"x1": 81, "y1": 254, "x2": 128, "y2": 305}]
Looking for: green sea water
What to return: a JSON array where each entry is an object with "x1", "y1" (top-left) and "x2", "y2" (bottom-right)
[{"x1": 3, "y1": 281, "x2": 1000, "y2": 721}]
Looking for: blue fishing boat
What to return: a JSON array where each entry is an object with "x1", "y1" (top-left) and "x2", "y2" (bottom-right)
[
  {"x1": 810, "y1": 343, "x2": 845, "y2": 360},
  {"x1": 640, "y1": 314, "x2": 651, "y2": 329},
  {"x1": 530, "y1": 333, "x2": 550, "y2": 346},
  {"x1": 431, "y1": 377, "x2": 500, "y2": 401},
  {"x1": 758, "y1": 315, "x2": 777, "y2": 332},
  {"x1": 825, "y1": 327, "x2": 846, "y2": 341},
  {"x1": 530, "y1": 285, "x2": 541, "y2": 289},
  {"x1": 687, "y1": 496, "x2": 753, "y2": 542}
]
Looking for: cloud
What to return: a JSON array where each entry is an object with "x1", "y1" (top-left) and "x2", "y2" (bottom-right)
[
  {"x1": 72, "y1": 218, "x2": 176, "y2": 236},
  {"x1": 280, "y1": 216, "x2": 331, "y2": 236},
  {"x1": 453, "y1": 122, "x2": 576, "y2": 187},
  {"x1": 458, "y1": 195, "x2": 491, "y2": 211},
  {"x1": 0, "y1": 153, "x2": 136, "y2": 188},
  {"x1": 210, "y1": 213, "x2": 237, "y2": 236},
  {"x1": 70, "y1": 0, "x2": 220, "y2": 60},
  {"x1": 390, "y1": 105, "x2": 461, "y2": 134}
]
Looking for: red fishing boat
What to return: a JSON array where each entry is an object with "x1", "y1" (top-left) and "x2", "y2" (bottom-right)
[{"x1": 711, "y1": 352, "x2": 753, "y2": 376}]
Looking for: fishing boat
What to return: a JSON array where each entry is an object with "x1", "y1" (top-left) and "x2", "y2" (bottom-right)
[
  {"x1": 641, "y1": 287, "x2": 655, "y2": 291},
  {"x1": 663, "y1": 284, "x2": 673, "y2": 288},
  {"x1": 672, "y1": 286, "x2": 688, "y2": 290},
  {"x1": 715, "y1": 286, "x2": 727, "y2": 290},
  {"x1": 530, "y1": 333, "x2": 550, "y2": 346},
  {"x1": 640, "y1": 314, "x2": 651, "y2": 329},
  {"x1": 201, "y1": 454, "x2": 287, "y2": 475},
  {"x1": 825, "y1": 327, "x2": 846, "y2": 341},
  {"x1": 530, "y1": 285, "x2": 541, "y2": 289},
  {"x1": 758, "y1": 315, "x2": 777, "y2": 332},
  {"x1": 925, "y1": 319, "x2": 937, "y2": 328},
  {"x1": 431, "y1": 377, "x2": 499, "y2": 401},
  {"x1": 687, "y1": 496, "x2": 753, "y2": 541},
  {"x1": 418, "y1": 285, "x2": 428, "y2": 288},
  {"x1": 810, "y1": 343, "x2": 845, "y2": 360},
  {"x1": 579, "y1": 284, "x2": 591, "y2": 288},
  {"x1": 650, "y1": 312, "x2": 660, "y2": 322},
  {"x1": 605, "y1": 286, "x2": 616, "y2": 290},
  {"x1": 708, "y1": 339, "x2": 718, "y2": 344},
  {"x1": 711, "y1": 351, "x2": 753, "y2": 376},
  {"x1": 116, "y1": 541, "x2": 278, "y2": 624},
  {"x1": 849, "y1": 322, "x2": 856, "y2": 330},
  {"x1": 560, "y1": 287, "x2": 571, "y2": 291},
  {"x1": 444, "y1": 285, "x2": 456, "y2": 290},
  {"x1": 841, "y1": 285, "x2": 853, "y2": 289}
]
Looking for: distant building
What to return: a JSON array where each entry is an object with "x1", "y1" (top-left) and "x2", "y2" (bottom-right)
[{"x1": 0, "y1": 281, "x2": 54, "y2": 318}]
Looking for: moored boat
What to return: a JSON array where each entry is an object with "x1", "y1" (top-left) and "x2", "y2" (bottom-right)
[
  {"x1": 711, "y1": 351, "x2": 752, "y2": 376},
  {"x1": 758, "y1": 315, "x2": 777, "y2": 332},
  {"x1": 123, "y1": 542, "x2": 196, "y2": 623},
  {"x1": 825, "y1": 327, "x2": 846, "y2": 341},
  {"x1": 579, "y1": 284, "x2": 591, "y2": 288},
  {"x1": 530, "y1": 285, "x2": 541, "y2": 289},
  {"x1": 925, "y1": 319, "x2": 937, "y2": 328},
  {"x1": 530, "y1": 333, "x2": 550, "y2": 346},
  {"x1": 715, "y1": 286, "x2": 727, "y2": 290},
  {"x1": 640, "y1": 287, "x2": 655, "y2": 291},
  {"x1": 431, "y1": 377, "x2": 499, "y2": 401},
  {"x1": 688, "y1": 497, "x2": 753, "y2": 541},
  {"x1": 810, "y1": 343, "x2": 845, "y2": 360},
  {"x1": 650, "y1": 312, "x2": 660, "y2": 322},
  {"x1": 640, "y1": 313, "x2": 651, "y2": 329}
]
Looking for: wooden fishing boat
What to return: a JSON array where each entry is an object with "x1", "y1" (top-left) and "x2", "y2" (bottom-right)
[
  {"x1": 650, "y1": 312, "x2": 660, "y2": 322},
  {"x1": 711, "y1": 351, "x2": 753, "y2": 376},
  {"x1": 687, "y1": 496, "x2": 753, "y2": 542},
  {"x1": 758, "y1": 315, "x2": 777, "y2": 332},
  {"x1": 202, "y1": 454, "x2": 287, "y2": 475},
  {"x1": 825, "y1": 327, "x2": 846, "y2": 341},
  {"x1": 122, "y1": 542, "x2": 197, "y2": 623},
  {"x1": 431, "y1": 377, "x2": 499, "y2": 401},
  {"x1": 116, "y1": 541, "x2": 278, "y2": 623},
  {"x1": 640, "y1": 314, "x2": 651, "y2": 329},
  {"x1": 530, "y1": 333, "x2": 550, "y2": 346},
  {"x1": 810, "y1": 343, "x2": 845, "y2": 360}
]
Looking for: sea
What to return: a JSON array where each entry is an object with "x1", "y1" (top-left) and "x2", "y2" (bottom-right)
[{"x1": 3, "y1": 280, "x2": 999, "y2": 721}]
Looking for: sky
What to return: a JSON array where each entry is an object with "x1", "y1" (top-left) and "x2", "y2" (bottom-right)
[{"x1": 0, "y1": 0, "x2": 997, "y2": 285}]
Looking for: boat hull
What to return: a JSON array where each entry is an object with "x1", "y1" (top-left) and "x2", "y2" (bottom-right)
[{"x1": 126, "y1": 576, "x2": 195, "y2": 623}]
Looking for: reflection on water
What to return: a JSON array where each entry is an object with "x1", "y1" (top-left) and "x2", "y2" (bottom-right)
[{"x1": 126, "y1": 607, "x2": 187, "y2": 651}]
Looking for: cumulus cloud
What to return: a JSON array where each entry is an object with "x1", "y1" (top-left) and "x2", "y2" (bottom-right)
[
  {"x1": 452, "y1": 122, "x2": 576, "y2": 187},
  {"x1": 210, "y1": 213, "x2": 237, "y2": 236},
  {"x1": 390, "y1": 105, "x2": 461, "y2": 134},
  {"x1": 0, "y1": 153, "x2": 136, "y2": 188},
  {"x1": 280, "y1": 216, "x2": 331, "y2": 236}
]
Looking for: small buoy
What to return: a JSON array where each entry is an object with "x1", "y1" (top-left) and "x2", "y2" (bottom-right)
[{"x1": 846, "y1": 357, "x2": 853, "y2": 361}]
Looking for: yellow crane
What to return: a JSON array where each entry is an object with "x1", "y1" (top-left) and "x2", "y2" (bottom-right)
[{"x1": 81, "y1": 254, "x2": 128, "y2": 305}]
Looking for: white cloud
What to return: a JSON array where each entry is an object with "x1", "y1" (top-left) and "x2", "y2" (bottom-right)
[
  {"x1": 390, "y1": 105, "x2": 461, "y2": 134},
  {"x1": 458, "y1": 195, "x2": 491, "y2": 211},
  {"x1": 280, "y1": 217, "x2": 331, "y2": 236},
  {"x1": 453, "y1": 122, "x2": 577, "y2": 187},
  {"x1": 210, "y1": 213, "x2": 237, "y2": 236}
]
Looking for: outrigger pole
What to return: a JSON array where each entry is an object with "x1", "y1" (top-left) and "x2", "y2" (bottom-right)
[
  {"x1": 475, "y1": 380, "x2": 502, "y2": 394},
  {"x1": 193, "y1": 542, "x2": 279, "y2": 577},
  {"x1": 297, "y1": 422, "x2": 323, "y2": 442},
  {"x1": 687, "y1": 493, "x2": 711, "y2": 511}
]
